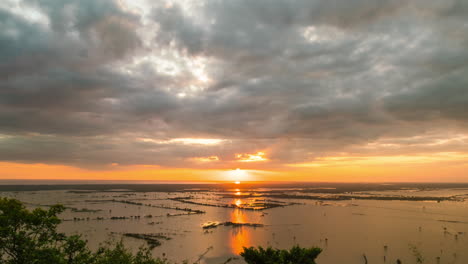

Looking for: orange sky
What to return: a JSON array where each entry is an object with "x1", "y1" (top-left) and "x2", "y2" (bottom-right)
[{"x1": 2, "y1": 156, "x2": 468, "y2": 182}]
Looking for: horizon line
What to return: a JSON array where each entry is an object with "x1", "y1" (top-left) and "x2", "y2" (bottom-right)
[{"x1": 2, "y1": 179, "x2": 468, "y2": 185}]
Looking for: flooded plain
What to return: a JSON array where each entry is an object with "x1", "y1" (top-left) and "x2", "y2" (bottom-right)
[{"x1": 2, "y1": 182, "x2": 468, "y2": 264}]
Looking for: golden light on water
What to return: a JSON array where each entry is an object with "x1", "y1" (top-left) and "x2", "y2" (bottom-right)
[{"x1": 230, "y1": 205, "x2": 250, "y2": 254}]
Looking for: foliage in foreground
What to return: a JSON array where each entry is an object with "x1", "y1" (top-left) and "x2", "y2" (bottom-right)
[
  {"x1": 241, "y1": 246, "x2": 322, "y2": 264},
  {"x1": 0, "y1": 197, "x2": 322, "y2": 264},
  {"x1": 0, "y1": 197, "x2": 166, "y2": 264}
]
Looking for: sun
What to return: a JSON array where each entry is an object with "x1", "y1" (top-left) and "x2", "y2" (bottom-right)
[{"x1": 226, "y1": 168, "x2": 249, "y2": 183}]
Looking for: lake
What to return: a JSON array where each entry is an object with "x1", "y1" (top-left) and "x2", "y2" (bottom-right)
[{"x1": 2, "y1": 182, "x2": 468, "y2": 264}]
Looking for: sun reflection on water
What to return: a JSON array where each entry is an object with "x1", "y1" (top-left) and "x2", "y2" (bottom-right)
[{"x1": 229, "y1": 201, "x2": 250, "y2": 254}]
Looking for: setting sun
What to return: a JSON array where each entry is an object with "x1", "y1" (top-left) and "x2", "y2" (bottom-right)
[{"x1": 226, "y1": 168, "x2": 249, "y2": 183}]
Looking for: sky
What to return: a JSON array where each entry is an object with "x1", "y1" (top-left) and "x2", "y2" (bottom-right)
[{"x1": 1, "y1": 0, "x2": 468, "y2": 182}]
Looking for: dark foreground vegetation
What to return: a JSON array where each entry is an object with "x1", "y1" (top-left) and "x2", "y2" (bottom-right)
[
  {"x1": 0, "y1": 198, "x2": 321, "y2": 264},
  {"x1": 241, "y1": 246, "x2": 322, "y2": 264}
]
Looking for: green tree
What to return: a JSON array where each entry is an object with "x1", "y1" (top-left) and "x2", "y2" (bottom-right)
[
  {"x1": 94, "y1": 242, "x2": 167, "y2": 264},
  {"x1": 0, "y1": 197, "x2": 68, "y2": 263},
  {"x1": 240, "y1": 245, "x2": 322, "y2": 264},
  {"x1": 63, "y1": 235, "x2": 94, "y2": 264},
  {"x1": 0, "y1": 198, "x2": 167, "y2": 264}
]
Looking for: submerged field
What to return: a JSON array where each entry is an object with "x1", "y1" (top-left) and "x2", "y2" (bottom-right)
[{"x1": 2, "y1": 182, "x2": 468, "y2": 264}]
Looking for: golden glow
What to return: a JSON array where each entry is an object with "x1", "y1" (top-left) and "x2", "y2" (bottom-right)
[
  {"x1": 226, "y1": 168, "x2": 250, "y2": 182},
  {"x1": 236, "y1": 152, "x2": 268, "y2": 162},
  {"x1": 229, "y1": 207, "x2": 250, "y2": 254},
  {"x1": 290, "y1": 152, "x2": 468, "y2": 167},
  {"x1": 234, "y1": 199, "x2": 242, "y2": 207},
  {"x1": 2, "y1": 148, "x2": 468, "y2": 183},
  {"x1": 190, "y1": 156, "x2": 220, "y2": 162},
  {"x1": 0, "y1": 162, "x2": 237, "y2": 182}
]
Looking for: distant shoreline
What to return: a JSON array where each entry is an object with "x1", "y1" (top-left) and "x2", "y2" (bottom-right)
[
  {"x1": 0, "y1": 179, "x2": 219, "y2": 185},
  {"x1": 2, "y1": 181, "x2": 468, "y2": 193}
]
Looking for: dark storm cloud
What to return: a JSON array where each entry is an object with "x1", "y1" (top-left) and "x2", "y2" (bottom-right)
[
  {"x1": 154, "y1": 0, "x2": 407, "y2": 57},
  {"x1": 0, "y1": 1, "x2": 141, "y2": 79},
  {"x1": 384, "y1": 69, "x2": 468, "y2": 122},
  {"x1": 1, "y1": 0, "x2": 468, "y2": 168}
]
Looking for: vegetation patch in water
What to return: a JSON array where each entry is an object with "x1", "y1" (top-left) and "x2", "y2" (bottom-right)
[
  {"x1": 171, "y1": 196, "x2": 287, "y2": 210},
  {"x1": 70, "y1": 207, "x2": 103, "y2": 213},
  {"x1": 121, "y1": 233, "x2": 171, "y2": 249},
  {"x1": 202, "y1": 221, "x2": 264, "y2": 229}
]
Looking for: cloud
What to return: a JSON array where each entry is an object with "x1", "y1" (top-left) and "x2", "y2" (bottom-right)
[{"x1": 1, "y1": 0, "x2": 468, "y2": 171}]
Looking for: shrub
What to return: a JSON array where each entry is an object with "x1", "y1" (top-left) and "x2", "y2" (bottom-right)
[
  {"x1": 241, "y1": 245, "x2": 322, "y2": 264},
  {"x1": 0, "y1": 198, "x2": 167, "y2": 264}
]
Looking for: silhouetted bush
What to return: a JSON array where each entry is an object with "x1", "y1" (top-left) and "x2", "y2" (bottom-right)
[{"x1": 241, "y1": 245, "x2": 322, "y2": 264}]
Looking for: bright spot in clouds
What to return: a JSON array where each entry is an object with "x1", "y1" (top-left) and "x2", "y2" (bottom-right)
[
  {"x1": 236, "y1": 152, "x2": 267, "y2": 162},
  {"x1": 169, "y1": 138, "x2": 225, "y2": 145},
  {"x1": 139, "y1": 138, "x2": 225, "y2": 145},
  {"x1": 191, "y1": 156, "x2": 219, "y2": 163}
]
